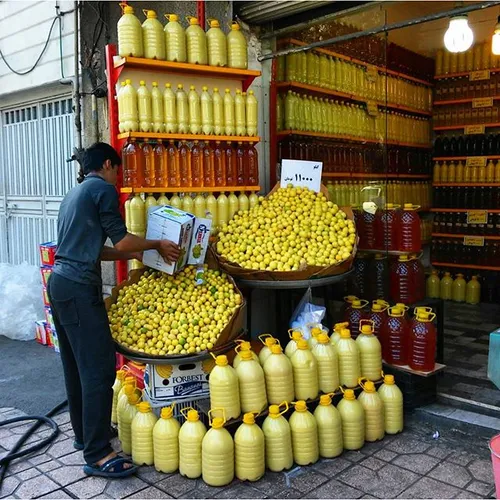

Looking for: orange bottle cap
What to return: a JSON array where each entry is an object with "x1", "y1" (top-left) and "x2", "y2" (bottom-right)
[
  {"x1": 296, "y1": 339, "x2": 309, "y2": 350},
  {"x1": 215, "y1": 355, "x2": 228, "y2": 366},
  {"x1": 317, "y1": 333, "x2": 329, "y2": 344}
]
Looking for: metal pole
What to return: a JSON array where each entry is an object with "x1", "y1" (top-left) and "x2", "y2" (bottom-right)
[
  {"x1": 259, "y1": 1, "x2": 500, "y2": 61},
  {"x1": 73, "y1": 0, "x2": 82, "y2": 149}
]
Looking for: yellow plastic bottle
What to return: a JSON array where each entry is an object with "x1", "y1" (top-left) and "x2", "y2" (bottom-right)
[
  {"x1": 120, "y1": 79, "x2": 139, "y2": 132},
  {"x1": 452, "y1": 273, "x2": 467, "y2": 302},
  {"x1": 495, "y1": 160, "x2": 500, "y2": 182},
  {"x1": 235, "y1": 89, "x2": 247, "y2": 136},
  {"x1": 258, "y1": 334, "x2": 277, "y2": 365},
  {"x1": 217, "y1": 192, "x2": 229, "y2": 228},
  {"x1": 150, "y1": 82, "x2": 164, "y2": 133},
  {"x1": 212, "y1": 87, "x2": 224, "y2": 135},
  {"x1": 307, "y1": 326, "x2": 322, "y2": 350},
  {"x1": 427, "y1": 270, "x2": 441, "y2": 299},
  {"x1": 263, "y1": 344, "x2": 294, "y2": 405},
  {"x1": 246, "y1": 90, "x2": 258, "y2": 137},
  {"x1": 378, "y1": 374, "x2": 404, "y2": 434},
  {"x1": 448, "y1": 161, "x2": 456, "y2": 183},
  {"x1": 163, "y1": 83, "x2": 177, "y2": 133},
  {"x1": 233, "y1": 341, "x2": 259, "y2": 368},
  {"x1": 486, "y1": 160, "x2": 495, "y2": 183},
  {"x1": 358, "y1": 379, "x2": 384, "y2": 442},
  {"x1": 227, "y1": 22, "x2": 248, "y2": 69},
  {"x1": 193, "y1": 193, "x2": 206, "y2": 218},
  {"x1": 157, "y1": 194, "x2": 169, "y2": 206},
  {"x1": 433, "y1": 161, "x2": 440, "y2": 183},
  {"x1": 179, "y1": 408, "x2": 207, "y2": 479},
  {"x1": 209, "y1": 354, "x2": 241, "y2": 420},
  {"x1": 262, "y1": 402, "x2": 293, "y2": 472},
  {"x1": 111, "y1": 369, "x2": 126, "y2": 425},
  {"x1": 170, "y1": 193, "x2": 182, "y2": 210},
  {"x1": 206, "y1": 19, "x2": 227, "y2": 67},
  {"x1": 456, "y1": 160, "x2": 465, "y2": 183},
  {"x1": 238, "y1": 192, "x2": 249, "y2": 212},
  {"x1": 223, "y1": 89, "x2": 236, "y2": 136},
  {"x1": 137, "y1": 81, "x2": 152, "y2": 133},
  {"x1": 129, "y1": 194, "x2": 145, "y2": 235},
  {"x1": 290, "y1": 339, "x2": 319, "y2": 401},
  {"x1": 206, "y1": 194, "x2": 218, "y2": 231},
  {"x1": 153, "y1": 405, "x2": 180, "y2": 473},
  {"x1": 337, "y1": 388, "x2": 365, "y2": 450},
  {"x1": 145, "y1": 193, "x2": 158, "y2": 221},
  {"x1": 164, "y1": 14, "x2": 186, "y2": 62},
  {"x1": 142, "y1": 10, "x2": 165, "y2": 60},
  {"x1": 176, "y1": 84, "x2": 189, "y2": 134},
  {"x1": 440, "y1": 271, "x2": 453, "y2": 300},
  {"x1": 249, "y1": 192, "x2": 259, "y2": 209},
  {"x1": 285, "y1": 329, "x2": 303, "y2": 358},
  {"x1": 118, "y1": 4, "x2": 143, "y2": 58},
  {"x1": 312, "y1": 333, "x2": 339, "y2": 394},
  {"x1": 186, "y1": 16, "x2": 208, "y2": 65},
  {"x1": 356, "y1": 321, "x2": 382, "y2": 382},
  {"x1": 313, "y1": 394, "x2": 343, "y2": 458},
  {"x1": 188, "y1": 85, "x2": 201, "y2": 135},
  {"x1": 235, "y1": 412, "x2": 265, "y2": 481},
  {"x1": 202, "y1": 409, "x2": 234, "y2": 487},
  {"x1": 118, "y1": 385, "x2": 141, "y2": 455},
  {"x1": 182, "y1": 193, "x2": 194, "y2": 214},
  {"x1": 330, "y1": 322, "x2": 349, "y2": 347},
  {"x1": 337, "y1": 329, "x2": 361, "y2": 389},
  {"x1": 117, "y1": 81, "x2": 126, "y2": 133},
  {"x1": 199, "y1": 86, "x2": 214, "y2": 135},
  {"x1": 236, "y1": 350, "x2": 268, "y2": 413},
  {"x1": 131, "y1": 401, "x2": 158, "y2": 465},
  {"x1": 466, "y1": 276, "x2": 481, "y2": 304},
  {"x1": 228, "y1": 191, "x2": 239, "y2": 220},
  {"x1": 289, "y1": 400, "x2": 319, "y2": 466}
]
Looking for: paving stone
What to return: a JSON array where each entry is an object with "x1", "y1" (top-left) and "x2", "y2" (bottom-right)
[
  {"x1": 58, "y1": 451, "x2": 85, "y2": 466},
  {"x1": 4, "y1": 458, "x2": 33, "y2": 476},
  {"x1": 288, "y1": 469, "x2": 329, "y2": 494},
  {"x1": 311, "y1": 457, "x2": 351, "y2": 477},
  {"x1": 387, "y1": 436, "x2": 430, "y2": 455},
  {"x1": 29, "y1": 453, "x2": 53, "y2": 465},
  {"x1": 48, "y1": 438, "x2": 78, "y2": 458},
  {"x1": 15, "y1": 475, "x2": 60, "y2": 499},
  {"x1": 0, "y1": 407, "x2": 15, "y2": 414},
  {"x1": 467, "y1": 480, "x2": 495, "y2": 496},
  {"x1": 48, "y1": 465, "x2": 87, "y2": 486},
  {"x1": 344, "y1": 450, "x2": 365, "y2": 462},
  {"x1": 468, "y1": 458, "x2": 494, "y2": 484},
  {"x1": 397, "y1": 477, "x2": 460, "y2": 499},
  {"x1": 58, "y1": 422, "x2": 74, "y2": 433},
  {"x1": 217, "y1": 483, "x2": 268, "y2": 499},
  {"x1": 426, "y1": 445, "x2": 453, "y2": 460},
  {"x1": 0, "y1": 476, "x2": 20, "y2": 499},
  {"x1": 125, "y1": 486, "x2": 173, "y2": 498},
  {"x1": 156, "y1": 474, "x2": 198, "y2": 498},
  {"x1": 39, "y1": 489, "x2": 74, "y2": 499},
  {"x1": 187, "y1": 479, "x2": 227, "y2": 499},
  {"x1": 272, "y1": 488, "x2": 302, "y2": 498},
  {"x1": 137, "y1": 466, "x2": 172, "y2": 485},
  {"x1": 15, "y1": 468, "x2": 42, "y2": 481},
  {"x1": 429, "y1": 462, "x2": 472, "y2": 488},
  {"x1": 52, "y1": 412, "x2": 72, "y2": 425},
  {"x1": 105, "y1": 475, "x2": 149, "y2": 498},
  {"x1": 37, "y1": 460, "x2": 63, "y2": 473},
  {"x1": 392, "y1": 453, "x2": 440, "y2": 475},
  {"x1": 448, "y1": 451, "x2": 475, "y2": 467},
  {"x1": 251, "y1": 471, "x2": 288, "y2": 497},
  {"x1": 454, "y1": 491, "x2": 483, "y2": 499},
  {"x1": 358, "y1": 457, "x2": 386, "y2": 471},
  {"x1": 373, "y1": 450, "x2": 398, "y2": 462},
  {"x1": 338, "y1": 463, "x2": 419, "y2": 499},
  {"x1": 359, "y1": 440, "x2": 386, "y2": 456},
  {"x1": 66, "y1": 477, "x2": 108, "y2": 498},
  {"x1": 306, "y1": 479, "x2": 364, "y2": 499}
]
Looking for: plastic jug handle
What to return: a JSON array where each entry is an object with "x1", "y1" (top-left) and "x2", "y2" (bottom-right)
[
  {"x1": 427, "y1": 312, "x2": 437, "y2": 322},
  {"x1": 339, "y1": 386, "x2": 346, "y2": 394},
  {"x1": 208, "y1": 408, "x2": 226, "y2": 426},
  {"x1": 206, "y1": 17, "x2": 217, "y2": 28},
  {"x1": 288, "y1": 328, "x2": 300, "y2": 340},
  {"x1": 142, "y1": 9, "x2": 148, "y2": 18},
  {"x1": 413, "y1": 306, "x2": 433, "y2": 316},
  {"x1": 359, "y1": 319, "x2": 375, "y2": 331},
  {"x1": 119, "y1": 2, "x2": 128, "y2": 14},
  {"x1": 180, "y1": 406, "x2": 195, "y2": 419},
  {"x1": 358, "y1": 377, "x2": 367, "y2": 389},
  {"x1": 210, "y1": 352, "x2": 217, "y2": 361},
  {"x1": 278, "y1": 401, "x2": 289, "y2": 415},
  {"x1": 258, "y1": 333, "x2": 275, "y2": 345}
]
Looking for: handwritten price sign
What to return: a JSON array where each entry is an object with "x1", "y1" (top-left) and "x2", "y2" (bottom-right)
[{"x1": 280, "y1": 159, "x2": 323, "y2": 192}]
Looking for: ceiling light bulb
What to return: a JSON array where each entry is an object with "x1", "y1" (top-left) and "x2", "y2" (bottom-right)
[
  {"x1": 492, "y1": 16, "x2": 500, "y2": 55},
  {"x1": 444, "y1": 15, "x2": 474, "y2": 53}
]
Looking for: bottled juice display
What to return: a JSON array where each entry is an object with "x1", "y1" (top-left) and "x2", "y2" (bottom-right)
[
  {"x1": 179, "y1": 141, "x2": 192, "y2": 187},
  {"x1": 290, "y1": 339, "x2": 319, "y2": 400},
  {"x1": 188, "y1": 86, "x2": 201, "y2": 134},
  {"x1": 426, "y1": 270, "x2": 440, "y2": 299},
  {"x1": 466, "y1": 276, "x2": 481, "y2": 304},
  {"x1": 235, "y1": 89, "x2": 247, "y2": 136},
  {"x1": 378, "y1": 374, "x2": 404, "y2": 434},
  {"x1": 179, "y1": 408, "x2": 207, "y2": 479},
  {"x1": 200, "y1": 86, "x2": 214, "y2": 135},
  {"x1": 245, "y1": 143, "x2": 259, "y2": 186},
  {"x1": 166, "y1": 140, "x2": 180, "y2": 187},
  {"x1": 409, "y1": 311, "x2": 437, "y2": 372},
  {"x1": 131, "y1": 401, "x2": 158, "y2": 466},
  {"x1": 217, "y1": 192, "x2": 229, "y2": 227},
  {"x1": 330, "y1": 321, "x2": 349, "y2": 347},
  {"x1": 191, "y1": 141, "x2": 203, "y2": 187},
  {"x1": 368, "y1": 254, "x2": 389, "y2": 300},
  {"x1": 410, "y1": 254, "x2": 425, "y2": 303},
  {"x1": 118, "y1": 5, "x2": 143, "y2": 58},
  {"x1": 390, "y1": 255, "x2": 413, "y2": 304},
  {"x1": 119, "y1": 80, "x2": 139, "y2": 133},
  {"x1": 258, "y1": 334, "x2": 277, "y2": 366},
  {"x1": 157, "y1": 194, "x2": 169, "y2": 206},
  {"x1": 202, "y1": 410, "x2": 234, "y2": 487},
  {"x1": 117, "y1": 82, "x2": 126, "y2": 132},
  {"x1": 193, "y1": 193, "x2": 206, "y2": 218},
  {"x1": 182, "y1": 194, "x2": 194, "y2": 213},
  {"x1": 235, "y1": 350, "x2": 268, "y2": 413},
  {"x1": 111, "y1": 370, "x2": 126, "y2": 425},
  {"x1": 367, "y1": 302, "x2": 387, "y2": 339},
  {"x1": 137, "y1": 81, "x2": 152, "y2": 133},
  {"x1": 145, "y1": 193, "x2": 157, "y2": 221},
  {"x1": 356, "y1": 321, "x2": 382, "y2": 382},
  {"x1": 399, "y1": 204, "x2": 421, "y2": 252},
  {"x1": 246, "y1": 90, "x2": 258, "y2": 136},
  {"x1": 440, "y1": 271, "x2": 453, "y2": 300},
  {"x1": 164, "y1": 14, "x2": 187, "y2": 62},
  {"x1": 214, "y1": 141, "x2": 226, "y2": 187},
  {"x1": 289, "y1": 400, "x2": 319, "y2": 466},
  {"x1": 186, "y1": 16, "x2": 208, "y2": 65},
  {"x1": 337, "y1": 388, "x2": 365, "y2": 450},
  {"x1": 345, "y1": 299, "x2": 368, "y2": 339},
  {"x1": 313, "y1": 394, "x2": 343, "y2": 458},
  {"x1": 452, "y1": 273, "x2": 467, "y2": 302},
  {"x1": 151, "y1": 82, "x2": 164, "y2": 133},
  {"x1": 238, "y1": 192, "x2": 249, "y2": 211},
  {"x1": 141, "y1": 141, "x2": 155, "y2": 188},
  {"x1": 285, "y1": 329, "x2": 303, "y2": 358},
  {"x1": 224, "y1": 89, "x2": 235, "y2": 135},
  {"x1": 234, "y1": 412, "x2": 265, "y2": 481},
  {"x1": 176, "y1": 84, "x2": 189, "y2": 134},
  {"x1": 225, "y1": 142, "x2": 237, "y2": 185},
  {"x1": 153, "y1": 142, "x2": 166, "y2": 188},
  {"x1": 379, "y1": 204, "x2": 400, "y2": 251},
  {"x1": 236, "y1": 142, "x2": 245, "y2": 186},
  {"x1": 312, "y1": 333, "x2": 339, "y2": 394},
  {"x1": 118, "y1": 385, "x2": 141, "y2": 455},
  {"x1": 206, "y1": 194, "x2": 218, "y2": 231},
  {"x1": 170, "y1": 194, "x2": 182, "y2": 209},
  {"x1": 209, "y1": 354, "x2": 240, "y2": 420},
  {"x1": 358, "y1": 379, "x2": 384, "y2": 442},
  {"x1": 122, "y1": 140, "x2": 143, "y2": 188},
  {"x1": 384, "y1": 306, "x2": 408, "y2": 366},
  {"x1": 262, "y1": 402, "x2": 293, "y2": 472},
  {"x1": 153, "y1": 405, "x2": 180, "y2": 473},
  {"x1": 206, "y1": 19, "x2": 227, "y2": 67},
  {"x1": 212, "y1": 87, "x2": 224, "y2": 135},
  {"x1": 142, "y1": 10, "x2": 165, "y2": 60},
  {"x1": 202, "y1": 143, "x2": 215, "y2": 187},
  {"x1": 163, "y1": 83, "x2": 177, "y2": 133},
  {"x1": 129, "y1": 194, "x2": 145, "y2": 235},
  {"x1": 263, "y1": 344, "x2": 294, "y2": 405},
  {"x1": 249, "y1": 192, "x2": 259, "y2": 209},
  {"x1": 336, "y1": 329, "x2": 361, "y2": 389},
  {"x1": 233, "y1": 341, "x2": 259, "y2": 368},
  {"x1": 227, "y1": 22, "x2": 248, "y2": 69},
  {"x1": 228, "y1": 192, "x2": 239, "y2": 219}
]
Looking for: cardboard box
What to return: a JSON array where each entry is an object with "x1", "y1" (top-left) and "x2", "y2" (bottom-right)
[
  {"x1": 35, "y1": 321, "x2": 48, "y2": 345},
  {"x1": 44, "y1": 306, "x2": 55, "y2": 331},
  {"x1": 188, "y1": 217, "x2": 212, "y2": 266},
  {"x1": 40, "y1": 266, "x2": 53, "y2": 287},
  {"x1": 143, "y1": 205, "x2": 195, "y2": 275},
  {"x1": 39, "y1": 242, "x2": 57, "y2": 267},
  {"x1": 51, "y1": 329, "x2": 60, "y2": 353},
  {"x1": 42, "y1": 287, "x2": 50, "y2": 307},
  {"x1": 45, "y1": 323, "x2": 53, "y2": 348}
]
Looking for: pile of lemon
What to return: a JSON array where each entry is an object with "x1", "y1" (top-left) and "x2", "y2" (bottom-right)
[
  {"x1": 216, "y1": 186, "x2": 356, "y2": 271},
  {"x1": 108, "y1": 265, "x2": 242, "y2": 356}
]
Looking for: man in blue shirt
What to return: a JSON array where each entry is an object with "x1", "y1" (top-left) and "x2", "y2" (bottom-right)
[{"x1": 47, "y1": 142, "x2": 179, "y2": 478}]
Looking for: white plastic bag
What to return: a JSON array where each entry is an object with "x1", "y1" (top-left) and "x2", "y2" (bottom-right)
[
  {"x1": 0, "y1": 262, "x2": 44, "y2": 341},
  {"x1": 289, "y1": 287, "x2": 326, "y2": 340}
]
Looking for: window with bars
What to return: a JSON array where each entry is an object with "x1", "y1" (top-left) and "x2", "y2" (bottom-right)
[
  {"x1": 4, "y1": 106, "x2": 37, "y2": 125},
  {"x1": 41, "y1": 98, "x2": 73, "y2": 118}
]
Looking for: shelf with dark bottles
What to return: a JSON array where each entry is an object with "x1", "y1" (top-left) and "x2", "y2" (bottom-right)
[
  {"x1": 432, "y1": 185, "x2": 500, "y2": 210},
  {"x1": 432, "y1": 212, "x2": 500, "y2": 236}
]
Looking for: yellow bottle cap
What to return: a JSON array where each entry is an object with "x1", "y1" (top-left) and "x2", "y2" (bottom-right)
[
  {"x1": 375, "y1": 253, "x2": 385, "y2": 259},
  {"x1": 296, "y1": 339, "x2": 309, "y2": 350},
  {"x1": 125, "y1": 79, "x2": 132, "y2": 85},
  {"x1": 168, "y1": 14, "x2": 179, "y2": 22},
  {"x1": 352, "y1": 300, "x2": 363, "y2": 308},
  {"x1": 317, "y1": 333, "x2": 329, "y2": 344},
  {"x1": 231, "y1": 22, "x2": 241, "y2": 30},
  {"x1": 189, "y1": 16, "x2": 200, "y2": 25},
  {"x1": 265, "y1": 337, "x2": 277, "y2": 347},
  {"x1": 291, "y1": 330, "x2": 303, "y2": 341},
  {"x1": 186, "y1": 410, "x2": 199, "y2": 422},
  {"x1": 384, "y1": 374, "x2": 395, "y2": 385},
  {"x1": 190, "y1": 85, "x2": 196, "y2": 90},
  {"x1": 239, "y1": 341, "x2": 252, "y2": 351},
  {"x1": 372, "y1": 304, "x2": 382, "y2": 312},
  {"x1": 404, "y1": 203, "x2": 414, "y2": 209},
  {"x1": 334, "y1": 322, "x2": 349, "y2": 332},
  {"x1": 240, "y1": 350, "x2": 254, "y2": 361},
  {"x1": 340, "y1": 329, "x2": 351, "y2": 339},
  {"x1": 268, "y1": 405, "x2": 280, "y2": 417},
  {"x1": 361, "y1": 324, "x2": 373, "y2": 335},
  {"x1": 117, "y1": 370, "x2": 126, "y2": 381},
  {"x1": 399, "y1": 255, "x2": 409, "y2": 262},
  {"x1": 165, "y1": 83, "x2": 171, "y2": 88},
  {"x1": 395, "y1": 303, "x2": 406, "y2": 309},
  {"x1": 457, "y1": 273, "x2": 464, "y2": 278},
  {"x1": 270, "y1": 344, "x2": 283, "y2": 354},
  {"x1": 123, "y1": 6, "x2": 134, "y2": 14},
  {"x1": 177, "y1": 83, "x2": 183, "y2": 89},
  {"x1": 243, "y1": 413, "x2": 255, "y2": 424},
  {"x1": 140, "y1": 80, "x2": 146, "y2": 86},
  {"x1": 386, "y1": 203, "x2": 394, "y2": 209},
  {"x1": 152, "y1": 81, "x2": 158, "y2": 87},
  {"x1": 161, "y1": 406, "x2": 173, "y2": 419},
  {"x1": 146, "y1": 10, "x2": 157, "y2": 18},
  {"x1": 319, "y1": 394, "x2": 332, "y2": 406},
  {"x1": 225, "y1": 88, "x2": 231, "y2": 93},
  {"x1": 212, "y1": 417, "x2": 224, "y2": 428},
  {"x1": 344, "y1": 389, "x2": 356, "y2": 400},
  {"x1": 124, "y1": 384, "x2": 135, "y2": 395},
  {"x1": 137, "y1": 402, "x2": 151, "y2": 413},
  {"x1": 345, "y1": 295, "x2": 358, "y2": 303},
  {"x1": 215, "y1": 355, "x2": 228, "y2": 366},
  {"x1": 210, "y1": 19, "x2": 220, "y2": 28},
  {"x1": 363, "y1": 381, "x2": 376, "y2": 393},
  {"x1": 248, "y1": 90, "x2": 254, "y2": 95},
  {"x1": 214, "y1": 87, "x2": 219, "y2": 92},
  {"x1": 311, "y1": 327, "x2": 322, "y2": 337},
  {"x1": 294, "y1": 400, "x2": 307, "y2": 412},
  {"x1": 202, "y1": 86, "x2": 208, "y2": 91},
  {"x1": 128, "y1": 392, "x2": 141, "y2": 405},
  {"x1": 417, "y1": 311, "x2": 430, "y2": 321}
]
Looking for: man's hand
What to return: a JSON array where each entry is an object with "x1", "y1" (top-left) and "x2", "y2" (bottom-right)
[
  {"x1": 158, "y1": 240, "x2": 180, "y2": 264},
  {"x1": 131, "y1": 251, "x2": 143, "y2": 262}
]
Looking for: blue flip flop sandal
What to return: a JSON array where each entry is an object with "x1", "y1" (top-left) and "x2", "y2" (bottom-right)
[{"x1": 83, "y1": 456, "x2": 138, "y2": 478}]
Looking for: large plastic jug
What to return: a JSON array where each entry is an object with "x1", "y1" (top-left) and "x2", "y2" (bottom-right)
[
  {"x1": 176, "y1": 84, "x2": 189, "y2": 134},
  {"x1": 440, "y1": 271, "x2": 453, "y2": 300},
  {"x1": 384, "y1": 306, "x2": 408, "y2": 366},
  {"x1": 409, "y1": 311, "x2": 436, "y2": 372},
  {"x1": 164, "y1": 14, "x2": 186, "y2": 62},
  {"x1": 131, "y1": 401, "x2": 158, "y2": 465},
  {"x1": 426, "y1": 270, "x2": 440, "y2": 299},
  {"x1": 227, "y1": 22, "x2": 248, "y2": 69},
  {"x1": 120, "y1": 79, "x2": 139, "y2": 132},
  {"x1": 129, "y1": 193, "x2": 145, "y2": 234},
  {"x1": 118, "y1": 385, "x2": 141, "y2": 455},
  {"x1": 193, "y1": 193, "x2": 206, "y2": 218},
  {"x1": 142, "y1": 10, "x2": 165, "y2": 60},
  {"x1": 150, "y1": 82, "x2": 164, "y2": 133},
  {"x1": 466, "y1": 276, "x2": 481, "y2": 304},
  {"x1": 179, "y1": 408, "x2": 207, "y2": 479},
  {"x1": 246, "y1": 90, "x2": 258, "y2": 136},
  {"x1": 209, "y1": 354, "x2": 240, "y2": 420},
  {"x1": 346, "y1": 299, "x2": 368, "y2": 339},
  {"x1": 186, "y1": 16, "x2": 208, "y2": 65},
  {"x1": 117, "y1": 82, "x2": 126, "y2": 133},
  {"x1": 163, "y1": 83, "x2": 177, "y2": 133},
  {"x1": 235, "y1": 89, "x2": 247, "y2": 136},
  {"x1": 368, "y1": 302, "x2": 388, "y2": 339},
  {"x1": 390, "y1": 255, "x2": 413, "y2": 304},
  {"x1": 313, "y1": 394, "x2": 343, "y2": 458},
  {"x1": 233, "y1": 340, "x2": 259, "y2": 368},
  {"x1": 358, "y1": 379, "x2": 384, "y2": 442},
  {"x1": 312, "y1": 333, "x2": 339, "y2": 394},
  {"x1": 452, "y1": 273, "x2": 467, "y2": 302},
  {"x1": 330, "y1": 322, "x2": 349, "y2": 347},
  {"x1": 217, "y1": 192, "x2": 229, "y2": 228},
  {"x1": 337, "y1": 388, "x2": 365, "y2": 450},
  {"x1": 258, "y1": 334, "x2": 277, "y2": 366},
  {"x1": 212, "y1": 87, "x2": 224, "y2": 135},
  {"x1": 188, "y1": 85, "x2": 201, "y2": 134},
  {"x1": 399, "y1": 204, "x2": 421, "y2": 252},
  {"x1": 336, "y1": 329, "x2": 361, "y2": 389},
  {"x1": 263, "y1": 344, "x2": 294, "y2": 405},
  {"x1": 380, "y1": 203, "x2": 400, "y2": 251},
  {"x1": 236, "y1": 350, "x2": 268, "y2": 413},
  {"x1": 199, "y1": 86, "x2": 214, "y2": 135},
  {"x1": 289, "y1": 400, "x2": 319, "y2": 466},
  {"x1": 378, "y1": 374, "x2": 404, "y2": 434},
  {"x1": 262, "y1": 402, "x2": 293, "y2": 472},
  {"x1": 285, "y1": 329, "x2": 303, "y2": 358},
  {"x1": 202, "y1": 409, "x2": 234, "y2": 487},
  {"x1": 356, "y1": 321, "x2": 382, "y2": 382},
  {"x1": 235, "y1": 412, "x2": 265, "y2": 481},
  {"x1": 290, "y1": 339, "x2": 319, "y2": 401},
  {"x1": 223, "y1": 89, "x2": 235, "y2": 136},
  {"x1": 207, "y1": 19, "x2": 227, "y2": 67},
  {"x1": 153, "y1": 405, "x2": 180, "y2": 473},
  {"x1": 118, "y1": 4, "x2": 143, "y2": 57},
  {"x1": 111, "y1": 369, "x2": 126, "y2": 424}
]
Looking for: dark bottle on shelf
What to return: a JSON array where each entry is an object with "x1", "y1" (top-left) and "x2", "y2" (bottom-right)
[
  {"x1": 457, "y1": 136, "x2": 466, "y2": 156},
  {"x1": 442, "y1": 137, "x2": 450, "y2": 156},
  {"x1": 449, "y1": 136, "x2": 458, "y2": 157},
  {"x1": 446, "y1": 213, "x2": 454, "y2": 234},
  {"x1": 487, "y1": 134, "x2": 495, "y2": 155}
]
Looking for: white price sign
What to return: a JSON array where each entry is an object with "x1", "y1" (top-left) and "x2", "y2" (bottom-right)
[{"x1": 280, "y1": 159, "x2": 323, "y2": 192}]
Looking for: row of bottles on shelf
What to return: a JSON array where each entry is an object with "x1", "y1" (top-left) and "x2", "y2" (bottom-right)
[
  {"x1": 278, "y1": 141, "x2": 432, "y2": 175},
  {"x1": 326, "y1": 181, "x2": 431, "y2": 211},
  {"x1": 435, "y1": 73, "x2": 500, "y2": 101},
  {"x1": 427, "y1": 271, "x2": 481, "y2": 304},
  {"x1": 122, "y1": 140, "x2": 258, "y2": 189},
  {"x1": 433, "y1": 269, "x2": 500, "y2": 303},
  {"x1": 434, "y1": 133, "x2": 500, "y2": 157},
  {"x1": 278, "y1": 92, "x2": 431, "y2": 145},
  {"x1": 433, "y1": 186, "x2": 500, "y2": 209},
  {"x1": 434, "y1": 103, "x2": 500, "y2": 127},
  {"x1": 118, "y1": 81, "x2": 257, "y2": 136},
  {"x1": 118, "y1": 7, "x2": 248, "y2": 68},
  {"x1": 433, "y1": 212, "x2": 500, "y2": 235},
  {"x1": 277, "y1": 50, "x2": 432, "y2": 111},
  {"x1": 435, "y1": 42, "x2": 500, "y2": 76},
  {"x1": 433, "y1": 160, "x2": 500, "y2": 183},
  {"x1": 432, "y1": 240, "x2": 500, "y2": 267}
]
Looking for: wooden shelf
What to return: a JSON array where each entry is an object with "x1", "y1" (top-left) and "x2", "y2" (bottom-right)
[
  {"x1": 433, "y1": 183, "x2": 500, "y2": 187},
  {"x1": 117, "y1": 132, "x2": 260, "y2": 142},
  {"x1": 431, "y1": 208, "x2": 500, "y2": 213},
  {"x1": 433, "y1": 156, "x2": 500, "y2": 161},
  {"x1": 323, "y1": 172, "x2": 431, "y2": 179},
  {"x1": 434, "y1": 122, "x2": 500, "y2": 131},
  {"x1": 120, "y1": 186, "x2": 261, "y2": 194},
  {"x1": 434, "y1": 96, "x2": 500, "y2": 106},
  {"x1": 435, "y1": 68, "x2": 500, "y2": 80},
  {"x1": 432, "y1": 262, "x2": 500, "y2": 271},
  {"x1": 276, "y1": 81, "x2": 432, "y2": 117},
  {"x1": 432, "y1": 233, "x2": 500, "y2": 240},
  {"x1": 383, "y1": 362, "x2": 446, "y2": 377}
]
